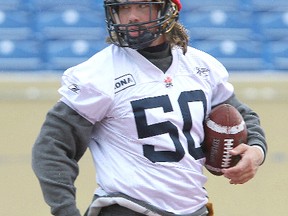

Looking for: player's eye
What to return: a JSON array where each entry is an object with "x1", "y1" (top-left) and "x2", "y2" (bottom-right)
[
  {"x1": 119, "y1": 5, "x2": 130, "y2": 10},
  {"x1": 139, "y1": 4, "x2": 149, "y2": 9}
]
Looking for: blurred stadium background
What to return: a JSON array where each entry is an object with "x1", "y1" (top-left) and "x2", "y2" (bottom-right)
[{"x1": 0, "y1": 0, "x2": 287, "y2": 215}]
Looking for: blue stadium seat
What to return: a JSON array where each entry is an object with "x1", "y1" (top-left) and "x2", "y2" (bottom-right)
[
  {"x1": 181, "y1": 10, "x2": 256, "y2": 41},
  {"x1": 45, "y1": 39, "x2": 108, "y2": 71},
  {"x1": 256, "y1": 12, "x2": 288, "y2": 41},
  {"x1": 0, "y1": 40, "x2": 43, "y2": 71},
  {"x1": 35, "y1": 9, "x2": 107, "y2": 40},
  {"x1": 27, "y1": 0, "x2": 102, "y2": 12},
  {"x1": 0, "y1": 0, "x2": 28, "y2": 11},
  {"x1": 0, "y1": 10, "x2": 33, "y2": 40},
  {"x1": 251, "y1": 0, "x2": 288, "y2": 12},
  {"x1": 265, "y1": 41, "x2": 288, "y2": 71},
  {"x1": 192, "y1": 40, "x2": 265, "y2": 71},
  {"x1": 181, "y1": 0, "x2": 251, "y2": 12}
]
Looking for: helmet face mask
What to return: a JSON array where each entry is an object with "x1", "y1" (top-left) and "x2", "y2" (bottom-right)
[{"x1": 104, "y1": 0, "x2": 179, "y2": 49}]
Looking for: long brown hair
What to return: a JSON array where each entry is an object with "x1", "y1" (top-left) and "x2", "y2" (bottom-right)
[{"x1": 164, "y1": 21, "x2": 189, "y2": 54}]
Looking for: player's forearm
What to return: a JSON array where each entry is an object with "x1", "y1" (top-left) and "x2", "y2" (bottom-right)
[
  {"x1": 35, "y1": 171, "x2": 81, "y2": 216},
  {"x1": 32, "y1": 101, "x2": 93, "y2": 215},
  {"x1": 224, "y1": 94, "x2": 267, "y2": 161}
]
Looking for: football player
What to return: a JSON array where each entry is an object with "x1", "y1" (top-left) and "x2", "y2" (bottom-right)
[{"x1": 32, "y1": 0, "x2": 267, "y2": 215}]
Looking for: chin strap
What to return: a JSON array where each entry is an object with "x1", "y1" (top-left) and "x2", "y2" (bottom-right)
[{"x1": 126, "y1": 30, "x2": 156, "y2": 50}]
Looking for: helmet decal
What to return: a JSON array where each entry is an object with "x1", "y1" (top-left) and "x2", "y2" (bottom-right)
[{"x1": 171, "y1": 0, "x2": 181, "y2": 11}]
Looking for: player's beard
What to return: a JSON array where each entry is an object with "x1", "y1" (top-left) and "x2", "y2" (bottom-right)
[{"x1": 123, "y1": 24, "x2": 158, "y2": 49}]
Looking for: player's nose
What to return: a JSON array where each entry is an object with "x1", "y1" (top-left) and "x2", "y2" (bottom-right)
[{"x1": 127, "y1": 6, "x2": 140, "y2": 23}]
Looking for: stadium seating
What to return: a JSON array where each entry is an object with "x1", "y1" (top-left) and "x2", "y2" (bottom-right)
[
  {"x1": 35, "y1": 9, "x2": 106, "y2": 40},
  {"x1": 0, "y1": 0, "x2": 28, "y2": 11},
  {"x1": 266, "y1": 41, "x2": 288, "y2": 71},
  {"x1": 0, "y1": 0, "x2": 287, "y2": 72},
  {"x1": 0, "y1": 40, "x2": 43, "y2": 71},
  {"x1": 0, "y1": 10, "x2": 33, "y2": 40},
  {"x1": 192, "y1": 40, "x2": 265, "y2": 71},
  {"x1": 44, "y1": 39, "x2": 108, "y2": 71},
  {"x1": 180, "y1": 0, "x2": 252, "y2": 12},
  {"x1": 181, "y1": 10, "x2": 256, "y2": 41},
  {"x1": 251, "y1": 0, "x2": 288, "y2": 12},
  {"x1": 27, "y1": 0, "x2": 103, "y2": 12},
  {"x1": 256, "y1": 12, "x2": 288, "y2": 41}
]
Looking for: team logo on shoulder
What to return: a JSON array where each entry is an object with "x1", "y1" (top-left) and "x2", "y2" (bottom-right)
[
  {"x1": 195, "y1": 67, "x2": 210, "y2": 78},
  {"x1": 68, "y1": 83, "x2": 80, "y2": 94},
  {"x1": 115, "y1": 74, "x2": 136, "y2": 93}
]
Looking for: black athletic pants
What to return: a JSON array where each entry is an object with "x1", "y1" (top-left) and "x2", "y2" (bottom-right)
[{"x1": 84, "y1": 204, "x2": 208, "y2": 216}]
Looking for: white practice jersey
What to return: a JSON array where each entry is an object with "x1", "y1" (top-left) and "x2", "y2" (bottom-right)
[{"x1": 59, "y1": 45, "x2": 234, "y2": 214}]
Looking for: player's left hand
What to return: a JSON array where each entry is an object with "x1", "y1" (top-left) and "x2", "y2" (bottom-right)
[{"x1": 222, "y1": 144, "x2": 264, "y2": 185}]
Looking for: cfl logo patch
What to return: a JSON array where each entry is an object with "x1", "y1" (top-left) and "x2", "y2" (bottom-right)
[{"x1": 164, "y1": 76, "x2": 173, "y2": 88}]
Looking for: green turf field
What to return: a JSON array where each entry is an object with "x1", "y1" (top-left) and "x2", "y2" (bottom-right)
[{"x1": 0, "y1": 73, "x2": 287, "y2": 216}]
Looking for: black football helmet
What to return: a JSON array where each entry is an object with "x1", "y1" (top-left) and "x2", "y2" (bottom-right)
[{"x1": 104, "y1": 0, "x2": 180, "y2": 49}]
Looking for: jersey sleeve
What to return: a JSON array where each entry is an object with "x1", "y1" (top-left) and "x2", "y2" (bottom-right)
[
  {"x1": 186, "y1": 47, "x2": 234, "y2": 107},
  {"x1": 58, "y1": 57, "x2": 115, "y2": 124},
  {"x1": 208, "y1": 56, "x2": 234, "y2": 107}
]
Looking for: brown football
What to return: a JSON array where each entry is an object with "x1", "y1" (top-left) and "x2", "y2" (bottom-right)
[{"x1": 203, "y1": 104, "x2": 247, "y2": 176}]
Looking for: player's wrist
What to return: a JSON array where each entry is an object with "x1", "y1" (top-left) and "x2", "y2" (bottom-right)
[
  {"x1": 54, "y1": 204, "x2": 81, "y2": 216},
  {"x1": 251, "y1": 145, "x2": 265, "y2": 165}
]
